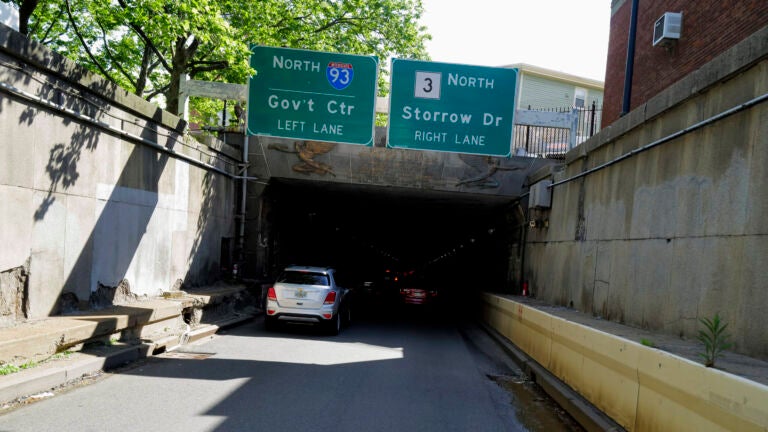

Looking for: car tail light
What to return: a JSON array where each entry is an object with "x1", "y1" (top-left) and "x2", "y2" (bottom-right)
[
  {"x1": 324, "y1": 291, "x2": 337, "y2": 304},
  {"x1": 267, "y1": 287, "x2": 277, "y2": 301},
  {"x1": 267, "y1": 309, "x2": 276, "y2": 315},
  {"x1": 322, "y1": 313, "x2": 332, "y2": 319},
  {"x1": 430, "y1": 290, "x2": 438, "y2": 297}
]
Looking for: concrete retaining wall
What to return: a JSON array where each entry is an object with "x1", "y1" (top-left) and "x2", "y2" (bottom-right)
[
  {"x1": 524, "y1": 26, "x2": 768, "y2": 359},
  {"x1": 0, "y1": 26, "x2": 238, "y2": 320},
  {"x1": 482, "y1": 293, "x2": 768, "y2": 431}
]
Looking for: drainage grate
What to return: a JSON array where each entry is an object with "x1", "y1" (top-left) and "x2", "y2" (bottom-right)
[{"x1": 158, "y1": 351, "x2": 215, "y2": 360}]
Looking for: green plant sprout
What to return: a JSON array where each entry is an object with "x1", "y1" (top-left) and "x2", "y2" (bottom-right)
[
  {"x1": 697, "y1": 313, "x2": 732, "y2": 367},
  {"x1": 0, "y1": 360, "x2": 37, "y2": 376},
  {"x1": 0, "y1": 350, "x2": 76, "y2": 376}
]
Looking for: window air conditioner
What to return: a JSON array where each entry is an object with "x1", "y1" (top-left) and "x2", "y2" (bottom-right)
[{"x1": 653, "y1": 12, "x2": 682, "y2": 47}]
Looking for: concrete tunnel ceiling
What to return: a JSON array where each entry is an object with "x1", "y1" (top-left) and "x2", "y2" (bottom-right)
[{"x1": 264, "y1": 178, "x2": 517, "y2": 276}]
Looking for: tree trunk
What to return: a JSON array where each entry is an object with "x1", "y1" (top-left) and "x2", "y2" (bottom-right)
[
  {"x1": 19, "y1": 0, "x2": 40, "y2": 35},
  {"x1": 165, "y1": 36, "x2": 196, "y2": 116},
  {"x1": 135, "y1": 45, "x2": 152, "y2": 97}
]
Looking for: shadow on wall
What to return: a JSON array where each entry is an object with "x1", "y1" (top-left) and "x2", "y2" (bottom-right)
[
  {"x1": 3, "y1": 27, "x2": 227, "y2": 321},
  {"x1": 54, "y1": 113, "x2": 172, "y2": 314},
  {"x1": 34, "y1": 123, "x2": 100, "y2": 220},
  {"x1": 186, "y1": 169, "x2": 230, "y2": 287},
  {"x1": 7, "y1": 40, "x2": 113, "y2": 222}
]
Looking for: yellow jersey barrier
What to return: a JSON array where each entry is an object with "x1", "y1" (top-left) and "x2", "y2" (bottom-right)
[{"x1": 481, "y1": 293, "x2": 768, "y2": 431}]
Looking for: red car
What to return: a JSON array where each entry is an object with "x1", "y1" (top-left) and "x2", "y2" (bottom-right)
[{"x1": 397, "y1": 274, "x2": 438, "y2": 305}]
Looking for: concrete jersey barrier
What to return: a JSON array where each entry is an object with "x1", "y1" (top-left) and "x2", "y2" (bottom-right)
[{"x1": 481, "y1": 293, "x2": 768, "y2": 431}]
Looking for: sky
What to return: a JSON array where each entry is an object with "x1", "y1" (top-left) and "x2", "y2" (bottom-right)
[{"x1": 418, "y1": 0, "x2": 612, "y2": 82}]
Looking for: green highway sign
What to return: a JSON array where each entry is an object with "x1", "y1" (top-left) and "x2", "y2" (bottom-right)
[
  {"x1": 247, "y1": 46, "x2": 378, "y2": 145},
  {"x1": 387, "y1": 59, "x2": 518, "y2": 156}
]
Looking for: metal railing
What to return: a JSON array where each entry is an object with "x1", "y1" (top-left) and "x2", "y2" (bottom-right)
[{"x1": 513, "y1": 101, "x2": 602, "y2": 159}]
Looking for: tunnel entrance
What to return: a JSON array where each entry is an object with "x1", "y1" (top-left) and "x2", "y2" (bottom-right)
[{"x1": 259, "y1": 178, "x2": 523, "y2": 318}]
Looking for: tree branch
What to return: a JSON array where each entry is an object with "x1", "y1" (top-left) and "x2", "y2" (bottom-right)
[
  {"x1": 116, "y1": 0, "x2": 173, "y2": 73},
  {"x1": 41, "y1": 25, "x2": 66, "y2": 45},
  {"x1": 144, "y1": 84, "x2": 170, "y2": 101},
  {"x1": 64, "y1": 0, "x2": 116, "y2": 84},
  {"x1": 276, "y1": 13, "x2": 311, "y2": 30},
  {"x1": 94, "y1": 18, "x2": 138, "y2": 89},
  {"x1": 189, "y1": 61, "x2": 229, "y2": 75},
  {"x1": 32, "y1": 4, "x2": 63, "y2": 41},
  {"x1": 313, "y1": 16, "x2": 362, "y2": 34},
  {"x1": 135, "y1": 44, "x2": 153, "y2": 96},
  {"x1": 293, "y1": 14, "x2": 363, "y2": 43}
]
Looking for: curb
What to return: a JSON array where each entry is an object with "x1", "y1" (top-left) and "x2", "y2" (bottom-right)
[
  {"x1": 184, "y1": 313, "x2": 257, "y2": 345},
  {"x1": 0, "y1": 313, "x2": 256, "y2": 406},
  {"x1": 0, "y1": 344, "x2": 149, "y2": 406},
  {"x1": 477, "y1": 321, "x2": 624, "y2": 432}
]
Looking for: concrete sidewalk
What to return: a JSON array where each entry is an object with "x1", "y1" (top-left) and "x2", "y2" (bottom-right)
[{"x1": 0, "y1": 284, "x2": 259, "y2": 406}]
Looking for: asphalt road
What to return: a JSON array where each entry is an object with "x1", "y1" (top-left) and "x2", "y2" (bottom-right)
[{"x1": 0, "y1": 311, "x2": 581, "y2": 432}]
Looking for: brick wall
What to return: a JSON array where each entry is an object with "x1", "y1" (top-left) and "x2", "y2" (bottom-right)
[{"x1": 603, "y1": 0, "x2": 768, "y2": 125}]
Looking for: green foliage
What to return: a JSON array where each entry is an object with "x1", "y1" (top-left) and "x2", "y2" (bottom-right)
[
  {"x1": 0, "y1": 363, "x2": 20, "y2": 375},
  {"x1": 697, "y1": 313, "x2": 732, "y2": 368},
  {"x1": 14, "y1": 0, "x2": 431, "y2": 126},
  {"x1": 18, "y1": 0, "x2": 251, "y2": 114},
  {"x1": 50, "y1": 350, "x2": 74, "y2": 360},
  {"x1": 375, "y1": 113, "x2": 389, "y2": 128},
  {"x1": 0, "y1": 360, "x2": 37, "y2": 375},
  {"x1": 640, "y1": 338, "x2": 655, "y2": 348},
  {"x1": 0, "y1": 349, "x2": 74, "y2": 375}
]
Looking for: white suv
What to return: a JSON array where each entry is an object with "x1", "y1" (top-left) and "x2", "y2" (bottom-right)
[{"x1": 265, "y1": 266, "x2": 352, "y2": 335}]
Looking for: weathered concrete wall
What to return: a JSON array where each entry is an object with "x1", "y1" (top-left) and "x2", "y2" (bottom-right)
[
  {"x1": 0, "y1": 26, "x2": 238, "y2": 321},
  {"x1": 524, "y1": 26, "x2": 768, "y2": 359},
  {"x1": 240, "y1": 128, "x2": 555, "y2": 278},
  {"x1": 249, "y1": 130, "x2": 548, "y2": 197}
]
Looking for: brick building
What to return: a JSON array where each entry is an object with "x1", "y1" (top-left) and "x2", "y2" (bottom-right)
[{"x1": 603, "y1": 0, "x2": 768, "y2": 125}]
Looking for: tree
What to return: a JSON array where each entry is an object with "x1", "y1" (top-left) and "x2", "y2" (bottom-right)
[
  {"x1": 10, "y1": 0, "x2": 250, "y2": 114},
  {"x1": 8, "y1": 0, "x2": 430, "y2": 121}
]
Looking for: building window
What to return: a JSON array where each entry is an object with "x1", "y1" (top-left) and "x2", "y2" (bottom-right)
[{"x1": 574, "y1": 87, "x2": 586, "y2": 108}]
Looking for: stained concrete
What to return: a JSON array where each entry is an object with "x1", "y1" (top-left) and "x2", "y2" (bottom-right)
[
  {"x1": 483, "y1": 293, "x2": 768, "y2": 431},
  {"x1": 0, "y1": 26, "x2": 236, "y2": 321},
  {"x1": 524, "y1": 26, "x2": 768, "y2": 360}
]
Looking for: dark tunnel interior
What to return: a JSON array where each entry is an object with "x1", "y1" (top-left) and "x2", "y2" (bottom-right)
[{"x1": 260, "y1": 178, "x2": 523, "y2": 318}]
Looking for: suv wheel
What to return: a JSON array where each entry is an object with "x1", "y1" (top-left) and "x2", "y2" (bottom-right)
[
  {"x1": 264, "y1": 317, "x2": 277, "y2": 332},
  {"x1": 326, "y1": 313, "x2": 341, "y2": 335}
]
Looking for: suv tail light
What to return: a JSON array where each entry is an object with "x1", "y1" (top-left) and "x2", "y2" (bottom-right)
[
  {"x1": 323, "y1": 291, "x2": 337, "y2": 304},
  {"x1": 267, "y1": 287, "x2": 277, "y2": 301}
]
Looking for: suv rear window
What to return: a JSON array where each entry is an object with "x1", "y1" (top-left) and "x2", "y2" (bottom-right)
[{"x1": 278, "y1": 271, "x2": 330, "y2": 286}]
